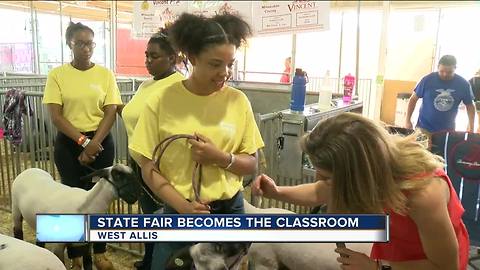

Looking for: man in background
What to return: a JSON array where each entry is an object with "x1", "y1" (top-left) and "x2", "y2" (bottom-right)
[{"x1": 405, "y1": 55, "x2": 476, "y2": 135}]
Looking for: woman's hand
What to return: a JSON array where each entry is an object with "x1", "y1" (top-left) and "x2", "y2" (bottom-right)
[
  {"x1": 252, "y1": 174, "x2": 280, "y2": 198},
  {"x1": 178, "y1": 200, "x2": 211, "y2": 214},
  {"x1": 78, "y1": 150, "x2": 95, "y2": 166},
  {"x1": 84, "y1": 139, "x2": 104, "y2": 157},
  {"x1": 188, "y1": 133, "x2": 229, "y2": 167},
  {"x1": 335, "y1": 247, "x2": 378, "y2": 270}
]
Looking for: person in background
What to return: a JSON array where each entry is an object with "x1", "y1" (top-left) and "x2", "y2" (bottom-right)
[
  {"x1": 280, "y1": 56, "x2": 292, "y2": 83},
  {"x1": 128, "y1": 12, "x2": 264, "y2": 270},
  {"x1": 42, "y1": 22, "x2": 122, "y2": 270},
  {"x1": 253, "y1": 112, "x2": 469, "y2": 270},
  {"x1": 468, "y1": 69, "x2": 480, "y2": 132},
  {"x1": 405, "y1": 55, "x2": 476, "y2": 136},
  {"x1": 117, "y1": 28, "x2": 185, "y2": 270}
]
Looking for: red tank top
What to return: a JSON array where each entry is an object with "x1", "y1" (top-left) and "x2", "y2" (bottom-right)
[{"x1": 370, "y1": 169, "x2": 469, "y2": 270}]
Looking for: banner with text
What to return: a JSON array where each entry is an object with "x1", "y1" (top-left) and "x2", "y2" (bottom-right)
[{"x1": 133, "y1": 1, "x2": 329, "y2": 38}]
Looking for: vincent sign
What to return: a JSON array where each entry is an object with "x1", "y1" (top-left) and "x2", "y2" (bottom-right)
[
  {"x1": 133, "y1": 1, "x2": 330, "y2": 38},
  {"x1": 252, "y1": 0, "x2": 330, "y2": 36}
]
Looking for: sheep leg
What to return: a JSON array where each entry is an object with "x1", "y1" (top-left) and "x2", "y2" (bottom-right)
[
  {"x1": 67, "y1": 243, "x2": 92, "y2": 269},
  {"x1": 82, "y1": 243, "x2": 93, "y2": 270},
  {"x1": 13, "y1": 226, "x2": 23, "y2": 240},
  {"x1": 83, "y1": 252, "x2": 93, "y2": 270},
  {"x1": 11, "y1": 203, "x2": 23, "y2": 240}
]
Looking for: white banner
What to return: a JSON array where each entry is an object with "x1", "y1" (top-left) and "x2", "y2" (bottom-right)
[
  {"x1": 89, "y1": 229, "x2": 387, "y2": 242},
  {"x1": 252, "y1": 1, "x2": 330, "y2": 36},
  {"x1": 187, "y1": 1, "x2": 253, "y2": 25},
  {"x1": 133, "y1": 1, "x2": 187, "y2": 39},
  {"x1": 132, "y1": 1, "x2": 329, "y2": 39}
]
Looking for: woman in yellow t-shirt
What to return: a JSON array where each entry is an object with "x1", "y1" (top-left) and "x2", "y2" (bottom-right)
[
  {"x1": 118, "y1": 28, "x2": 184, "y2": 270},
  {"x1": 129, "y1": 13, "x2": 264, "y2": 269},
  {"x1": 42, "y1": 22, "x2": 122, "y2": 270}
]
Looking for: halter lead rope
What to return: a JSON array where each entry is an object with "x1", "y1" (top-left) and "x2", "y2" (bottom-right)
[{"x1": 150, "y1": 134, "x2": 203, "y2": 203}]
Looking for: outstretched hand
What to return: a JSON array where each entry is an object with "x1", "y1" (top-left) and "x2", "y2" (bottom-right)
[{"x1": 252, "y1": 174, "x2": 279, "y2": 198}]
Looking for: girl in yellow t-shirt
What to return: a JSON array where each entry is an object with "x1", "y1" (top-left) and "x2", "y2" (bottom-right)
[
  {"x1": 118, "y1": 28, "x2": 184, "y2": 270},
  {"x1": 129, "y1": 13, "x2": 264, "y2": 269},
  {"x1": 42, "y1": 22, "x2": 122, "y2": 270}
]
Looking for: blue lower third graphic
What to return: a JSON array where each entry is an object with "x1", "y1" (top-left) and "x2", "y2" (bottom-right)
[{"x1": 36, "y1": 214, "x2": 86, "y2": 242}]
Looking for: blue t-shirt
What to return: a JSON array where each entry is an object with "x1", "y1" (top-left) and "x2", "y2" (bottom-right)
[{"x1": 415, "y1": 72, "x2": 474, "y2": 133}]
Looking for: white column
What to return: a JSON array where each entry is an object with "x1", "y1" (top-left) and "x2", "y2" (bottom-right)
[
  {"x1": 60, "y1": 1, "x2": 64, "y2": 64},
  {"x1": 290, "y1": 33, "x2": 297, "y2": 79},
  {"x1": 109, "y1": 0, "x2": 117, "y2": 72},
  {"x1": 30, "y1": 2, "x2": 40, "y2": 74},
  {"x1": 372, "y1": 1, "x2": 390, "y2": 120}
]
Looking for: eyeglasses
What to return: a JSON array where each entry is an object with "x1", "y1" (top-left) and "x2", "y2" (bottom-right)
[{"x1": 71, "y1": 41, "x2": 96, "y2": 49}]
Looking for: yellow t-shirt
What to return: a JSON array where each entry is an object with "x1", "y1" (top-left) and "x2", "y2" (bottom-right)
[
  {"x1": 42, "y1": 63, "x2": 123, "y2": 132},
  {"x1": 129, "y1": 82, "x2": 265, "y2": 202},
  {"x1": 122, "y1": 72, "x2": 184, "y2": 140}
]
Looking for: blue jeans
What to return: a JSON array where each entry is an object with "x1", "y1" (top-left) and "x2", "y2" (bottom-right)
[{"x1": 150, "y1": 191, "x2": 245, "y2": 270}]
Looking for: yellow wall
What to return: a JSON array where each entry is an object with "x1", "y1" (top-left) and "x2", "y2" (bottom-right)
[
  {"x1": 380, "y1": 80, "x2": 417, "y2": 125},
  {"x1": 384, "y1": 10, "x2": 438, "y2": 82}
]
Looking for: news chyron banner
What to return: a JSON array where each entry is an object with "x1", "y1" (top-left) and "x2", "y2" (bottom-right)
[{"x1": 36, "y1": 214, "x2": 388, "y2": 243}]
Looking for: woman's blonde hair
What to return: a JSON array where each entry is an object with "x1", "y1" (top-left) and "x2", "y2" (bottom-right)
[{"x1": 300, "y1": 112, "x2": 444, "y2": 214}]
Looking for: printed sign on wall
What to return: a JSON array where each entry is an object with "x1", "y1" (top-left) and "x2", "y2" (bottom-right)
[
  {"x1": 187, "y1": 1, "x2": 253, "y2": 23},
  {"x1": 252, "y1": 1, "x2": 330, "y2": 36},
  {"x1": 133, "y1": 1, "x2": 187, "y2": 39},
  {"x1": 133, "y1": 1, "x2": 329, "y2": 39}
]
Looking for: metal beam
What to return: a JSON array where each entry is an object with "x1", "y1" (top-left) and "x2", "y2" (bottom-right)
[
  {"x1": 373, "y1": 1, "x2": 391, "y2": 120},
  {"x1": 60, "y1": 1, "x2": 64, "y2": 64},
  {"x1": 290, "y1": 33, "x2": 297, "y2": 80},
  {"x1": 109, "y1": 0, "x2": 117, "y2": 72},
  {"x1": 30, "y1": 1, "x2": 40, "y2": 74},
  {"x1": 337, "y1": 11, "x2": 344, "y2": 93},
  {"x1": 354, "y1": 1, "x2": 361, "y2": 98}
]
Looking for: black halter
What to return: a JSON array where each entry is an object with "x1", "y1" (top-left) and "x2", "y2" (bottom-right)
[{"x1": 80, "y1": 165, "x2": 140, "y2": 204}]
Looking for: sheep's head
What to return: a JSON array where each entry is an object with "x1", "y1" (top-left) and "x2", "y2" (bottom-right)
[
  {"x1": 84, "y1": 164, "x2": 141, "y2": 204},
  {"x1": 165, "y1": 242, "x2": 249, "y2": 270},
  {"x1": 108, "y1": 164, "x2": 142, "y2": 204}
]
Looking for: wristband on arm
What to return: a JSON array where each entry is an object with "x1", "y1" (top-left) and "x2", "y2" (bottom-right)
[{"x1": 224, "y1": 153, "x2": 235, "y2": 170}]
